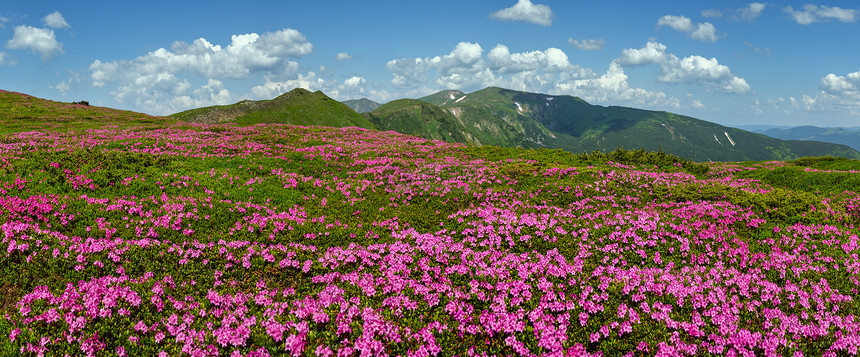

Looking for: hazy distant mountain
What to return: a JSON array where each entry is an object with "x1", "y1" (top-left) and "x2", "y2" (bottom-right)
[
  {"x1": 753, "y1": 126, "x2": 860, "y2": 151},
  {"x1": 735, "y1": 125, "x2": 795, "y2": 132},
  {"x1": 363, "y1": 87, "x2": 860, "y2": 161},
  {"x1": 170, "y1": 88, "x2": 374, "y2": 129},
  {"x1": 342, "y1": 98, "x2": 382, "y2": 113}
]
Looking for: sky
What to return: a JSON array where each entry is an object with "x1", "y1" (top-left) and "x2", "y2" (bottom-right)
[{"x1": 1, "y1": 1, "x2": 859, "y2": 128}]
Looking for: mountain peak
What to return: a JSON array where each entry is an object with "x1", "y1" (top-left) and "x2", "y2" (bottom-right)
[{"x1": 171, "y1": 88, "x2": 373, "y2": 128}]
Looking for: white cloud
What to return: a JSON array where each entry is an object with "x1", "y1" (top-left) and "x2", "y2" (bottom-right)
[
  {"x1": 775, "y1": 70, "x2": 860, "y2": 113},
  {"x1": 617, "y1": 41, "x2": 668, "y2": 66},
  {"x1": 568, "y1": 38, "x2": 605, "y2": 51},
  {"x1": 0, "y1": 52, "x2": 14, "y2": 66},
  {"x1": 657, "y1": 15, "x2": 695, "y2": 33},
  {"x1": 42, "y1": 11, "x2": 70, "y2": 29},
  {"x1": 784, "y1": 4, "x2": 857, "y2": 24},
  {"x1": 386, "y1": 42, "x2": 597, "y2": 95},
  {"x1": 386, "y1": 57, "x2": 430, "y2": 88},
  {"x1": 250, "y1": 72, "x2": 327, "y2": 100},
  {"x1": 618, "y1": 41, "x2": 751, "y2": 94},
  {"x1": 168, "y1": 78, "x2": 235, "y2": 111},
  {"x1": 52, "y1": 72, "x2": 80, "y2": 95},
  {"x1": 490, "y1": 0, "x2": 554, "y2": 26},
  {"x1": 657, "y1": 15, "x2": 719, "y2": 42},
  {"x1": 488, "y1": 44, "x2": 573, "y2": 73},
  {"x1": 0, "y1": 15, "x2": 9, "y2": 27},
  {"x1": 691, "y1": 98, "x2": 706, "y2": 109},
  {"x1": 702, "y1": 9, "x2": 723, "y2": 18},
  {"x1": 86, "y1": 28, "x2": 312, "y2": 111},
  {"x1": 388, "y1": 42, "x2": 488, "y2": 89},
  {"x1": 557, "y1": 61, "x2": 679, "y2": 108},
  {"x1": 6, "y1": 25, "x2": 64, "y2": 60},
  {"x1": 342, "y1": 76, "x2": 365, "y2": 88},
  {"x1": 821, "y1": 73, "x2": 856, "y2": 94},
  {"x1": 336, "y1": 52, "x2": 352, "y2": 61},
  {"x1": 733, "y1": 2, "x2": 766, "y2": 22},
  {"x1": 690, "y1": 22, "x2": 718, "y2": 42}
]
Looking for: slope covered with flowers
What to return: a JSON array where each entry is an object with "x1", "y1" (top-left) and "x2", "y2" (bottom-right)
[{"x1": 1, "y1": 123, "x2": 859, "y2": 357}]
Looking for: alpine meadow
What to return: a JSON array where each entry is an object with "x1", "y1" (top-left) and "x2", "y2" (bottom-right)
[{"x1": 2, "y1": 1, "x2": 860, "y2": 356}]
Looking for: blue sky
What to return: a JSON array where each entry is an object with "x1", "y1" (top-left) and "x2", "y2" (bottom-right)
[{"x1": 1, "y1": 1, "x2": 859, "y2": 127}]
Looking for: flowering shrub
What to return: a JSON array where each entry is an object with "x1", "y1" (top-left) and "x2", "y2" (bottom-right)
[{"x1": 0, "y1": 123, "x2": 859, "y2": 356}]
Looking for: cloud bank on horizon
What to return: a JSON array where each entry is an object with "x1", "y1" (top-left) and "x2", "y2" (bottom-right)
[{"x1": 0, "y1": 1, "x2": 859, "y2": 127}]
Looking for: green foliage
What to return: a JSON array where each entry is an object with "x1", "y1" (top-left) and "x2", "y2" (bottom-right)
[
  {"x1": 790, "y1": 156, "x2": 860, "y2": 171},
  {"x1": 736, "y1": 165, "x2": 860, "y2": 195},
  {"x1": 575, "y1": 148, "x2": 710, "y2": 176}
]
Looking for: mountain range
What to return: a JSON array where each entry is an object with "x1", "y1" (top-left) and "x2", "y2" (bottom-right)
[
  {"x1": 365, "y1": 87, "x2": 860, "y2": 161},
  {"x1": 3, "y1": 86, "x2": 856, "y2": 162},
  {"x1": 740, "y1": 126, "x2": 860, "y2": 152},
  {"x1": 172, "y1": 86, "x2": 859, "y2": 162}
]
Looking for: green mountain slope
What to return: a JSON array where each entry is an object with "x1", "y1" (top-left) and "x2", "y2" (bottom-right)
[
  {"x1": 0, "y1": 89, "x2": 173, "y2": 133},
  {"x1": 170, "y1": 88, "x2": 375, "y2": 129},
  {"x1": 382, "y1": 86, "x2": 860, "y2": 161},
  {"x1": 342, "y1": 98, "x2": 382, "y2": 113}
]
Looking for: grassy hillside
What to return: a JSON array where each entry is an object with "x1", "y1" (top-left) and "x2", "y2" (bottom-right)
[
  {"x1": 0, "y1": 89, "x2": 173, "y2": 133},
  {"x1": 363, "y1": 99, "x2": 532, "y2": 148},
  {"x1": 407, "y1": 87, "x2": 860, "y2": 162},
  {"x1": 170, "y1": 88, "x2": 375, "y2": 129}
]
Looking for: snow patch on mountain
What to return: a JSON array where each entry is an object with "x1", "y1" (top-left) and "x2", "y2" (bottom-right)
[{"x1": 724, "y1": 131, "x2": 736, "y2": 146}]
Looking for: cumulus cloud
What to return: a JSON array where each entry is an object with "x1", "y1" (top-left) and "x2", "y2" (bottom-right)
[
  {"x1": 807, "y1": 70, "x2": 860, "y2": 111},
  {"x1": 87, "y1": 29, "x2": 311, "y2": 104},
  {"x1": 821, "y1": 72, "x2": 857, "y2": 94},
  {"x1": 617, "y1": 41, "x2": 668, "y2": 66},
  {"x1": 657, "y1": 15, "x2": 719, "y2": 42},
  {"x1": 387, "y1": 42, "x2": 490, "y2": 89},
  {"x1": 733, "y1": 2, "x2": 766, "y2": 22},
  {"x1": 42, "y1": 11, "x2": 70, "y2": 29},
  {"x1": 6, "y1": 25, "x2": 64, "y2": 60},
  {"x1": 386, "y1": 41, "x2": 597, "y2": 95},
  {"x1": 91, "y1": 28, "x2": 311, "y2": 84},
  {"x1": 784, "y1": 4, "x2": 857, "y2": 24},
  {"x1": 336, "y1": 52, "x2": 352, "y2": 61},
  {"x1": 617, "y1": 41, "x2": 751, "y2": 94},
  {"x1": 84, "y1": 28, "x2": 314, "y2": 114},
  {"x1": 557, "y1": 62, "x2": 679, "y2": 108},
  {"x1": 488, "y1": 44, "x2": 573, "y2": 73},
  {"x1": 568, "y1": 38, "x2": 605, "y2": 51},
  {"x1": 490, "y1": 0, "x2": 554, "y2": 26},
  {"x1": 793, "y1": 70, "x2": 860, "y2": 112}
]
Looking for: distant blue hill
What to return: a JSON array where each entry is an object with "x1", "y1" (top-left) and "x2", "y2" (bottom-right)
[{"x1": 743, "y1": 125, "x2": 860, "y2": 152}]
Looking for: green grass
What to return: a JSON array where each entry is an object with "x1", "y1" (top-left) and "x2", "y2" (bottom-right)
[{"x1": 0, "y1": 90, "x2": 175, "y2": 133}]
